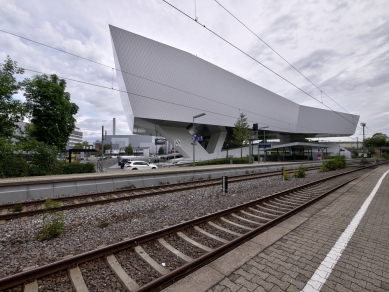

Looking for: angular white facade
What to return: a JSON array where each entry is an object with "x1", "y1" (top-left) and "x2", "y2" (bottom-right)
[{"x1": 110, "y1": 25, "x2": 359, "y2": 159}]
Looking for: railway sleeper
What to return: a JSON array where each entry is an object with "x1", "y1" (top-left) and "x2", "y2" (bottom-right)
[
  {"x1": 256, "y1": 204, "x2": 284, "y2": 215},
  {"x1": 265, "y1": 200, "x2": 295, "y2": 211},
  {"x1": 248, "y1": 207, "x2": 278, "y2": 218},
  {"x1": 275, "y1": 197, "x2": 302, "y2": 206}
]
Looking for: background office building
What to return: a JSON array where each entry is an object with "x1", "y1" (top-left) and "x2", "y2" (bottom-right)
[{"x1": 67, "y1": 126, "x2": 83, "y2": 149}]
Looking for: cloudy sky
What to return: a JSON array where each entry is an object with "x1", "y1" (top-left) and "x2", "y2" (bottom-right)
[{"x1": 1, "y1": 0, "x2": 388, "y2": 142}]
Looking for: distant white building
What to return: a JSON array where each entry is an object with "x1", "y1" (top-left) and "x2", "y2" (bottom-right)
[
  {"x1": 67, "y1": 126, "x2": 83, "y2": 149},
  {"x1": 15, "y1": 122, "x2": 83, "y2": 150}
]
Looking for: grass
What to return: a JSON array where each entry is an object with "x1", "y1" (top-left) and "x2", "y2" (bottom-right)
[
  {"x1": 13, "y1": 204, "x2": 23, "y2": 212},
  {"x1": 99, "y1": 218, "x2": 109, "y2": 228},
  {"x1": 36, "y1": 199, "x2": 65, "y2": 240}
]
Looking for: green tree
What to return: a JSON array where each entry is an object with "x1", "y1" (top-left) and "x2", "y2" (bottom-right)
[
  {"x1": 103, "y1": 144, "x2": 111, "y2": 151},
  {"x1": 125, "y1": 144, "x2": 133, "y2": 155},
  {"x1": 158, "y1": 146, "x2": 165, "y2": 155},
  {"x1": 232, "y1": 113, "x2": 250, "y2": 158},
  {"x1": 365, "y1": 133, "x2": 388, "y2": 156},
  {"x1": 0, "y1": 139, "x2": 30, "y2": 178},
  {"x1": 29, "y1": 142, "x2": 61, "y2": 176},
  {"x1": 0, "y1": 56, "x2": 27, "y2": 139},
  {"x1": 23, "y1": 74, "x2": 79, "y2": 150}
]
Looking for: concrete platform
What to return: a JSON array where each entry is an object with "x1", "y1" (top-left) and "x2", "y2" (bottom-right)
[
  {"x1": 164, "y1": 165, "x2": 389, "y2": 292},
  {"x1": 0, "y1": 161, "x2": 322, "y2": 204}
]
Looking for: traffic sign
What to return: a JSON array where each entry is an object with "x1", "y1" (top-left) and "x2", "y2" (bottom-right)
[
  {"x1": 194, "y1": 136, "x2": 203, "y2": 142},
  {"x1": 175, "y1": 139, "x2": 181, "y2": 146},
  {"x1": 258, "y1": 143, "x2": 272, "y2": 148}
]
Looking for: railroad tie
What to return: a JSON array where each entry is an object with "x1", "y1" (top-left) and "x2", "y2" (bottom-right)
[
  {"x1": 134, "y1": 246, "x2": 170, "y2": 275},
  {"x1": 0, "y1": 209, "x2": 6, "y2": 224},
  {"x1": 24, "y1": 280, "x2": 38, "y2": 292},
  {"x1": 220, "y1": 217, "x2": 254, "y2": 231},
  {"x1": 176, "y1": 232, "x2": 213, "y2": 252},
  {"x1": 231, "y1": 213, "x2": 261, "y2": 225},
  {"x1": 194, "y1": 226, "x2": 229, "y2": 243},
  {"x1": 240, "y1": 210, "x2": 269, "y2": 222},
  {"x1": 158, "y1": 238, "x2": 194, "y2": 262},
  {"x1": 207, "y1": 221, "x2": 243, "y2": 236},
  {"x1": 248, "y1": 207, "x2": 277, "y2": 218},
  {"x1": 106, "y1": 254, "x2": 140, "y2": 291},
  {"x1": 68, "y1": 266, "x2": 88, "y2": 292}
]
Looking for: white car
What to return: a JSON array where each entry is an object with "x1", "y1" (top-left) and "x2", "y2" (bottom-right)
[{"x1": 124, "y1": 161, "x2": 158, "y2": 170}]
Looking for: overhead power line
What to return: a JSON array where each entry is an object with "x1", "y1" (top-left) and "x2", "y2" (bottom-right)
[
  {"x1": 1, "y1": 29, "x2": 339, "y2": 134},
  {"x1": 0, "y1": 28, "x2": 364, "y2": 136},
  {"x1": 213, "y1": 0, "x2": 352, "y2": 115},
  {"x1": 162, "y1": 0, "x2": 361, "y2": 130}
]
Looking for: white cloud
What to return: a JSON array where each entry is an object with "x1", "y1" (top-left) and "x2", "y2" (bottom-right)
[{"x1": 1, "y1": 0, "x2": 388, "y2": 142}]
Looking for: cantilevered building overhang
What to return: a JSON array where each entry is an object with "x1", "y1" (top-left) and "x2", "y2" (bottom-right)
[{"x1": 110, "y1": 25, "x2": 359, "y2": 159}]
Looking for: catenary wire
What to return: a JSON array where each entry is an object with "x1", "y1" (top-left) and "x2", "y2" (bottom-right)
[
  {"x1": 213, "y1": 0, "x2": 352, "y2": 115},
  {"x1": 162, "y1": 0, "x2": 361, "y2": 130},
  {"x1": 0, "y1": 30, "x2": 344, "y2": 134},
  {"x1": 0, "y1": 29, "x2": 314, "y2": 132},
  {"x1": 0, "y1": 29, "x2": 364, "y2": 137}
]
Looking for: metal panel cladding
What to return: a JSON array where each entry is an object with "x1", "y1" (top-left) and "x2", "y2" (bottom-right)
[{"x1": 110, "y1": 25, "x2": 358, "y2": 135}]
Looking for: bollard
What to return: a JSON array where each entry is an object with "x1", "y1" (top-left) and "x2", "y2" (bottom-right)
[{"x1": 222, "y1": 176, "x2": 228, "y2": 193}]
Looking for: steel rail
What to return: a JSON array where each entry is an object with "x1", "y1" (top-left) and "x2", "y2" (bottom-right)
[
  {"x1": 0, "y1": 166, "x2": 323, "y2": 208},
  {"x1": 136, "y1": 173, "x2": 363, "y2": 291},
  {"x1": 0, "y1": 166, "x2": 325, "y2": 220},
  {"x1": 0, "y1": 165, "x2": 376, "y2": 290}
]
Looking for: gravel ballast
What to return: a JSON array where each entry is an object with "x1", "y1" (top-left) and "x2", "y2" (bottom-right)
[{"x1": 0, "y1": 168, "x2": 367, "y2": 278}]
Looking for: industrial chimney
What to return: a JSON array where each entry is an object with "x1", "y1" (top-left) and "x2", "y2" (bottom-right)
[{"x1": 113, "y1": 118, "x2": 116, "y2": 135}]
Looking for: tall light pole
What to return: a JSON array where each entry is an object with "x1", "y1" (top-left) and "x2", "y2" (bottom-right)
[
  {"x1": 360, "y1": 122, "x2": 366, "y2": 164},
  {"x1": 259, "y1": 126, "x2": 269, "y2": 163},
  {"x1": 193, "y1": 113, "x2": 206, "y2": 167}
]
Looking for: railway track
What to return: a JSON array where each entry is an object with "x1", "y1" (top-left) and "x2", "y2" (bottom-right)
[
  {"x1": 0, "y1": 165, "x2": 377, "y2": 291},
  {"x1": 0, "y1": 166, "x2": 326, "y2": 221}
]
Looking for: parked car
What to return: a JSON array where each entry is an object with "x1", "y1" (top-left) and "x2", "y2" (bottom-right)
[{"x1": 124, "y1": 161, "x2": 158, "y2": 170}]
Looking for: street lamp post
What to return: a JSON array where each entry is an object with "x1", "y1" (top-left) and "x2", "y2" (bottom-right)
[
  {"x1": 360, "y1": 122, "x2": 366, "y2": 165},
  {"x1": 192, "y1": 113, "x2": 206, "y2": 167},
  {"x1": 259, "y1": 126, "x2": 269, "y2": 163}
]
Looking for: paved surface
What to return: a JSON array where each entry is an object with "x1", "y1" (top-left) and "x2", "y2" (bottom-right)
[{"x1": 164, "y1": 165, "x2": 389, "y2": 292}]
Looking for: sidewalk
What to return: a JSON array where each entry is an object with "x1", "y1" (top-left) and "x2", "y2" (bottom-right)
[{"x1": 164, "y1": 165, "x2": 389, "y2": 292}]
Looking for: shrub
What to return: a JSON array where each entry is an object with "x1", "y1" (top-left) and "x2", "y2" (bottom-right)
[
  {"x1": 283, "y1": 167, "x2": 290, "y2": 180},
  {"x1": 294, "y1": 165, "x2": 307, "y2": 178},
  {"x1": 320, "y1": 156, "x2": 348, "y2": 172},
  {"x1": 0, "y1": 154, "x2": 31, "y2": 178},
  {"x1": 37, "y1": 212, "x2": 65, "y2": 240},
  {"x1": 29, "y1": 143, "x2": 61, "y2": 176},
  {"x1": 60, "y1": 162, "x2": 95, "y2": 174},
  {"x1": 382, "y1": 153, "x2": 389, "y2": 160},
  {"x1": 37, "y1": 199, "x2": 64, "y2": 240}
]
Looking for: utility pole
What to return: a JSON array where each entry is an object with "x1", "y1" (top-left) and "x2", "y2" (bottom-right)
[
  {"x1": 98, "y1": 126, "x2": 107, "y2": 172},
  {"x1": 360, "y1": 123, "x2": 366, "y2": 165}
]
